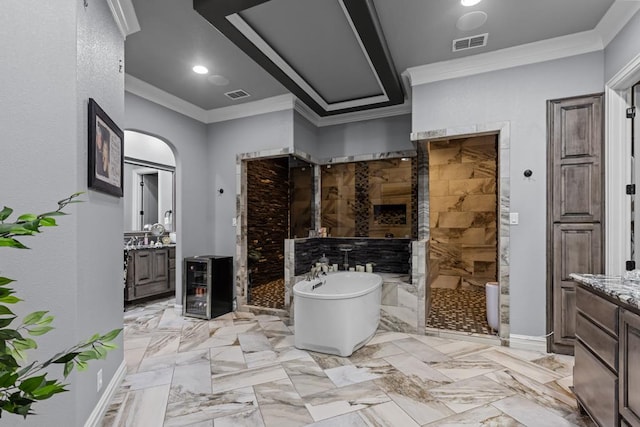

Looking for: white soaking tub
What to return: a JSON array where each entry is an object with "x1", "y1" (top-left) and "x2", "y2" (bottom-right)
[{"x1": 293, "y1": 272, "x2": 382, "y2": 357}]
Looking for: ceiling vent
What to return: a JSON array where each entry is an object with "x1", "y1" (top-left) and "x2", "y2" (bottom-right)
[
  {"x1": 224, "y1": 89, "x2": 250, "y2": 100},
  {"x1": 452, "y1": 33, "x2": 488, "y2": 52}
]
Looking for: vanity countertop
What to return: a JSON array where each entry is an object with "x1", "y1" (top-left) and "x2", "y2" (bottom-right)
[
  {"x1": 570, "y1": 273, "x2": 640, "y2": 310},
  {"x1": 124, "y1": 244, "x2": 176, "y2": 251}
]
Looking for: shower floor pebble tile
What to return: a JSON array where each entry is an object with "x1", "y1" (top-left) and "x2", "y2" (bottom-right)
[{"x1": 106, "y1": 298, "x2": 595, "y2": 426}]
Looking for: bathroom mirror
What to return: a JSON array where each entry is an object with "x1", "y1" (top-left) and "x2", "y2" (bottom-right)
[{"x1": 123, "y1": 131, "x2": 176, "y2": 232}]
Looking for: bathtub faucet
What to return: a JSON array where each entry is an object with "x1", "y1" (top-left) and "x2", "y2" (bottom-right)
[{"x1": 306, "y1": 265, "x2": 325, "y2": 281}]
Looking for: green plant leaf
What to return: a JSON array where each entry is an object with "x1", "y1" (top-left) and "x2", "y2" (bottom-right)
[
  {"x1": 100, "y1": 328, "x2": 123, "y2": 342},
  {"x1": 76, "y1": 361, "x2": 88, "y2": 372},
  {"x1": 16, "y1": 361, "x2": 36, "y2": 377},
  {"x1": 0, "y1": 305, "x2": 15, "y2": 316},
  {"x1": 25, "y1": 326, "x2": 54, "y2": 336},
  {"x1": 0, "y1": 207, "x2": 13, "y2": 221},
  {"x1": 18, "y1": 375, "x2": 45, "y2": 393},
  {"x1": 52, "y1": 352, "x2": 79, "y2": 364},
  {"x1": 38, "y1": 211, "x2": 67, "y2": 217},
  {"x1": 16, "y1": 214, "x2": 37, "y2": 222},
  {"x1": 12, "y1": 339, "x2": 37, "y2": 351},
  {"x1": 63, "y1": 361, "x2": 73, "y2": 378},
  {"x1": 22, "y1": 311, "x2": 47, "y2": 326},
  {"x1": 0, "y1": 372, "x2": 18, "y2": 388},
  {"x1": 0, "y1": 295, "x2": 22, "y2": 304},
  {"x1": 0, "y1": 277, "x2": 15, "y2": 286},
  {"x1": 0, "y1": 317, "x2": 16, "y2": 329},
  {"x1": 38, "y1": 217, "x2": 56, "y2": 227},
  {"x1": 0, "y1": 329, "x2": 23, "y2": 340},
  {"x1": 36, "y1": 315, "x2": 54, "y2": 326},
  {"x1": 100, "y1": 342, "x2": 118, "y2": 350},
  {"x1": 32, "y1": 383, "x2": 66, "y2": 400},
  {"x1": 77, "y1": 350, "x2": 98, "y2": 362},
  {"x1": 0, "y1": 238, "x2": 28, "y2": 249}
]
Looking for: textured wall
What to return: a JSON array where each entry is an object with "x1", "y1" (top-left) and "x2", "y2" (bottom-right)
[
  {"x1": 429, "y1": 135, "x2": 498, "y2": 289},
  {"x1": 247, "y1": 158, "x2": 289, "y2": 285}
]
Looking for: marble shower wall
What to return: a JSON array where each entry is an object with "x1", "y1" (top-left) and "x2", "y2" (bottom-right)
[{"x1": 429, "y1": 135, "x2": 498, "y2": 289}]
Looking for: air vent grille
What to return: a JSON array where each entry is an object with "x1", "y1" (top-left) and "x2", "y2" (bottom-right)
[
  {"x1": 452, "y1": 33, "x2": 488, "y2": 52},
  {"x1": 224, "y1": 89, "x2": 250, "y2": 100}
]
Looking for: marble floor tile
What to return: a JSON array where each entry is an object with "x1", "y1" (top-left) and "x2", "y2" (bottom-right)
[
  {"x1": 254, "y1": 378, "x2": 314, "y2": 426},
  {"x1": 428, "y1": 375, "x2": 515, "y2": 413},
  {"x1": 303, "y1": 381, "x2": 390, "y2": 422},
  {"x1": 431, "y1": 354, "x2": 503, "y2": 381},
  {"x1": 121, "y1": 367, "x2": 174, "y2": 391},
  {"x1": 358, "y1": 401, "x2": 420, "y2": 427},
  {"x1": 214, "y1": 408, "x2": 264, "y2": 427},
  {"x1": 384, "y1": 353, "x2": 453, "y2": 388},
  {"x1": 107, "y1": 298, "x2": 590, "y2": 427},
  {"x1": 324, "y1": 364, "x2": 382, "y2": 387},
  {"x1": 424, "y1": 404, "x2": 524, "y2": 426},
  {"x1": 482, "y1": 349, "x2": 564, "y2": 385},
  {"x1": 282, "y1": 358, "x2": 336, "y2": 397},
  {"x1": 168, "y1": 361, "x2": 212, "y2": 404},
  {"x1": 492, "y1": 395, "x2": 576, "y2": 427},
  {"x1": 211, "y1": 364, "x2": 288, "y2": 393},
  {"x1": 210, "y1": 345, "x2": 246, "y2": 374},
  {"x1": 164, "y1": 386, "x2": 257, "y2": 427},
  {"x1": 391, "y1": 337, "x2": 451, "y2": 363}
]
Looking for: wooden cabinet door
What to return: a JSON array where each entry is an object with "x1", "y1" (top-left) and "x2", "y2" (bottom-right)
[
  {"x1": 134, "y1": 250, "x2": 153, "y2": 286},
  {"x1": 152, "y1": 249, "x2": 169, "y2": 282},
  {"x1": 620, "y1": 309, "x2": 640, "y2": 426},
  {"x1": 547, "y1": 93, "x2": 604, "y2": 355},
  {"x1": 552, "y1": 224, "x2": 602, "y2": 349}
]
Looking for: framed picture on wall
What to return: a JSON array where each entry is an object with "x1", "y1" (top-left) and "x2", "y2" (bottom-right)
[{"x1": 88, "y1": 98, "x2": 124, "y2": 197}]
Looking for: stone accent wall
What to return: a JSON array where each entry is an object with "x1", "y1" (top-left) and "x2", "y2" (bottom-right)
[
  {"x1": 293, "y1": 237, "x2": 412, "y2": 275},
  {"x1": 428, "y1": 135, "x2": 498, "y2": 289},
  {"x1": 321, "y1": 159, "x2": 415, "y2": 238},
  {"x1": 290, "y1": 162, "x2": 313, "y2": 239},
  {"x1": 247, "y1": 158, "x2": 289, "y2": 286}
]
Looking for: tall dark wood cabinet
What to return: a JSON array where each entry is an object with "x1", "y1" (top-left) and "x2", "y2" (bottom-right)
[{"x1": 547, "y1": 93, "x2": 604, "y2": 354}]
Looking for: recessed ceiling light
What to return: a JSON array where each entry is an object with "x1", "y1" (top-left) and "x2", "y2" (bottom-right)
[
  {"x1": 461, "y1": 0, "x2": 482, "y2": 6},
  {"x1": 456, "y1": 11, "x2": 488, "y2": 31},
  {"x1": 207, "y1": 74, "x2": 229, "y2": 86},
  {"x1": 192, "y1": 65, "x2": 209, "y2": 75}
]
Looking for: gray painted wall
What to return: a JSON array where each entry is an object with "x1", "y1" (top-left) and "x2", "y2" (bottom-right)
[
  {"x1": 124, "y1": 93, "x2": 210, "y2": 305},
  {"x1": 293, "y1": 111, "x2": 319, "y2": 158},
  {"x1": 2, "y1": 2, "x2": 124, "y2": 426},
  {"x1": 208, "y1": 110, "x2": 294, "y2": 257},
  {"x1": 605, "y1": 9, "x2": 640, "y2": 83},
  {"x1": 318, "y1": 114, "x2": 413, "y2": 158},
  {"x1": 412, "y1": 52, "x2": 604, "y2": 337}
]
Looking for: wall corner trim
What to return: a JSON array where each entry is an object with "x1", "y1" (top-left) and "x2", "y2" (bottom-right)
[
  {"x1": 509, "y1": 334, "x2": 548, "y2": 352},
  {"x1": 106, "y1": 0, "x2": 141, "y2": 38},
  {"x1": 83, "y1": 360, "x2": 126, "y2": 427}
]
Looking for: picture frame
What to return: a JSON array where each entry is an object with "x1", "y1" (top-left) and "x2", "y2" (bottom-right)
[{"x1": 88, "y1": 98, "x2": 124, "y2": 197}]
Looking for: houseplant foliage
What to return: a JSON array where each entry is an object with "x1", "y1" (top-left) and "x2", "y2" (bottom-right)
[{"x1": 0, "y1": 193, "x2": 122, "y2": 418}]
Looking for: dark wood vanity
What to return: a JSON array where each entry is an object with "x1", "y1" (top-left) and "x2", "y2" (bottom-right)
[
  {"x1": 571, "y1": 274, "x2": 640, "y2": 427},
  {"x1": 125, "y1": 246, "x2": 176, "y2": 302}
]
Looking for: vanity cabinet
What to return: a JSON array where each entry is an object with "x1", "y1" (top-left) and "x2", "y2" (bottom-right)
[
  {"x1": 125, "y1": 247, "x2": 175, "y2": 302},
  {"x1": 574, "y1": 282, "x2": 640, "y2": 427}
]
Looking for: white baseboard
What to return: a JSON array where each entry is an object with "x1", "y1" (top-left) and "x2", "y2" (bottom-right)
[
  {"x1": 509, "y1": 334, "x2": 548, "y2": 353},
  {"x1": 84, "y1": 361, "x2": 127, "y2": 427}
]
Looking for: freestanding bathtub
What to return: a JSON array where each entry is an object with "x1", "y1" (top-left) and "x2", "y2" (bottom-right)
[{"x1": 293, "y1": 272, "x2": 382, "y2": 357}]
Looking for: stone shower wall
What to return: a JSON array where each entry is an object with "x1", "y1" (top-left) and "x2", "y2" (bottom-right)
[
  {"x1": 247, "y1": 158, "x2": 289, "y2": 285},
  {"x1": 321, "y1": 159, "x2": 414, "y2": 238},
  {"x1": 290, "y1": 163, "x2": 313, "y2": 239},
  {"x1": 429, "y1": 135, "x2": 498, "y2": 288}
]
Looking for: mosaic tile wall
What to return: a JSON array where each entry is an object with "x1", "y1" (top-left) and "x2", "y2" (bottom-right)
[
  {"x1": 428, "y1": 135, "x2": 498, "y2": 289},
  {"x1": 246, "y1": 158, "x2": 289, "y2": 286},
  {"x1": 292, "y1": 237, "x2": 412, "y2": 275}
]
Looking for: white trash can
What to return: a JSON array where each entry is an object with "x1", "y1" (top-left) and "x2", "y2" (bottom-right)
[{"x1": 485, "y1": 282, "x2": 499, "y2": 332}]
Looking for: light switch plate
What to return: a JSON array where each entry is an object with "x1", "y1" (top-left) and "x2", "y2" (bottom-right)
[{"x1": 509, "y1": 212, "x2": 519, "y2": 225}]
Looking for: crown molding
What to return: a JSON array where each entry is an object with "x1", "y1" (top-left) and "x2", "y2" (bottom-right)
[
  {"x1": 125, "y1": 74, "x2": 208, "y2": 122},
  {"x1": 205, "y1": 94, "x2": 296, "y2": 123},
  {"x1": 106, "y1": 0, "x2": 140, "y2": 38},
  {"x1": 596, "y1": 0, "x2": 640, "y2": 47},
  {"x1": 405, "y1": 30, "x2": 603, "y2": 87}
]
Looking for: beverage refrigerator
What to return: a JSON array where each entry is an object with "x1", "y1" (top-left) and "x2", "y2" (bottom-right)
[{"x1": 182, "y1": 255, "x2": 233, "y2": 319}]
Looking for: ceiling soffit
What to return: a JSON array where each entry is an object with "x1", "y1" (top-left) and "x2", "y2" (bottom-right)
[{"x1": 193, "y1": 0, "x2": 404, "y2": 117}]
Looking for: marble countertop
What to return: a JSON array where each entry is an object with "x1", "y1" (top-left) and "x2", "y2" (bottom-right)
[
  {"x1": 124, "y1": 244, "x2": 176, "y2": 251},
  {"x1": 570, "y1": 273, "x2": 640, "y2": 310}
]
